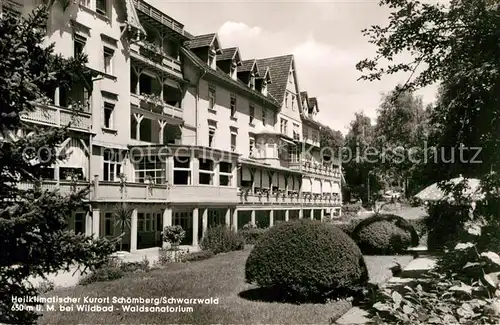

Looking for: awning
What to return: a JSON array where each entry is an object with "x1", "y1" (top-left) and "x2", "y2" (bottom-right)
[
  {"x1": 312, "y1": 179, "x2": 322, "y2": 194},
  {"x1": 332, "y1": 183, "x2": 340, "y2": 194},
  {"x1": 301, "y1": 178, "x2": 311, "y2": 192},
  {"x1": 93, "y1": 140, "x2": 129, "y2": 150},
  {"x1": 323, "y1": 181, "x2": 332, "y2": 194},
  {"x1": 280, "y1": 137, "x2": 295, "y2": 146},
  {"x1": 278, "y1": 173, "x2": 286, "y2": 189},
  {"x1": 124, "y1": 0, "x2": 146, "y2": 35}
]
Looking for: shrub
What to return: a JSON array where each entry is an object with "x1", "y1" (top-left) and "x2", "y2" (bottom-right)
[
  {"x1": 158, "y1": 247, "x2": 189, "y2": 265},
  {"x1": 78, "y1": 257, "x2": 124, "y2": 286},
  {"x1": 426, "y1": 202, "x2": 471, "y2": 251},
  {"x1": 120, "y1": 256, "x2": 150, "y2": 273},
  {"x1": 162, "y1": 225, "x2": 186, "y2": 247},
  {"x1": 352, "y1": 214, "x2": 419, "y2": 254},
  {"x1": 36, "y1": 280, "x2": 55, "y2": 294},
  {"x1": 182, "y1": 250, "x2": 214, "y2": 262},
  {"x1": 200, "y1": 225, "x2": 245, "y2": 254},
  {"x1": 245, "y1": 219, "x2": 369, "y2": 303},
  {"x1": 240, "y1": 227, "x2": 267, "y2": 245},
  {"x1": 343, "y1": 203, "x2": 363, "y2": 217}
]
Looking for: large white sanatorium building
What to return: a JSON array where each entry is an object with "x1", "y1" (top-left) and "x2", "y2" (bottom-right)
[{"x1": 2, "y1": 0, "x2": 342, "y2": 251}]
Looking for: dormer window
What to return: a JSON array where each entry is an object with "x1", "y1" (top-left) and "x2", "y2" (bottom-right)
[
  {"x1": 261, "y1": 80, "x2": 267, "y2": 96},
  {"x1": 230, "y1": 63, "x2": 236, "y2": 78},
  {"x1": 249, "y1": 73, "x2": 255, "y2": 90},
  {"x1": 291, "y1": 95, "x2": 295, "y2": 111},
  {"x1": 208, "y1": 47, "x2": 216, "y2": 69}
]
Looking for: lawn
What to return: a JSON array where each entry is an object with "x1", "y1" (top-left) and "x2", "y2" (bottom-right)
[{"x1": 38, "y1": 248, "x2": 413, "y2": 325}]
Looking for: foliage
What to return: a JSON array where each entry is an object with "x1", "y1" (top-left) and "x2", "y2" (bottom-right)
[
  {"x1": 245, "y1": 220, "x2": 369, "y2": 303},
  {"x1": 425, "y1": 201, "x2": 472, "y2": 251},
  {"x1": 342, "y1": 202, "x2": 363, "y2": 218},
  {"x1": 200, "y1": 225, "x2": 245, "y2": 254},
  {"x1": 0, "y1": 7, "x2": 116, "y2": 324},
  {"x1": 319, "y1": 125, "x2": 344, "y2": 158},
  {"x1": 113, "y1": 203, "x2": 134, "y2": 251},
  {"x1": 79, "y1": 256, "x2": 152, "y2": 285},
  {"x1": 158, "y1": 247, "x2": 189, "y2": 264},
  {"x1": 354, "y1": 220, "x2": 413, "y2": 254},
  {"x1": 239, "y1": 223, "x2": 267, "y2": 245},
  {"x1": 36, "y1": 280, "x2": 55, "y2": 294},
  {"x1": 182, "y1": 250, "x2": 215, "y2": 262},
  {"x1": 162, "y1": 225, "x2": 186, "y2": 247}
]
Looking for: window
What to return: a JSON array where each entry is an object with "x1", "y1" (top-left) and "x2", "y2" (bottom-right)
[
  {"x1": 74, "y1": 213, "x2": 85, "y2": 234},
  {"x1": 230, "y1": 64, "x2": 236, "y2": 78},
  {"x1": 103, "y1": 149, "x2": 122, "y2": 181},
  {"x1": 230, "y1": 95, "x2": 237, "y2": 118},
  {"x1": 40, "y1": 167, "x2": 56, "y2": 180},
  {"x1": 60, "y1": 167, "x2": 85, "y2": 180},
  {"x1": 173, "y1": 157, "x2": 191, "y2": 185},
  {"x1": 208, "y1": 52, "x2": 215, "y2": 68},
  {"x1": 293, "y1": 123, "x2": 300, "y2": 140},
  {"x1": 79, "y1": 0, "x2": 91, "y2": 8},
  {"x1": 291, "y1": 95, "x2": 295, "y2": 110},
  {"x1": 249, "y1": 137, "x2": 255, "y2": 157},
  {"x1": 262, "y1": 108, "x2": 267, "y2": 126},
  {"x1": 249, "y1": 104, "x2": 255, "y2": 124},
  {"x1": 103, "y1": 47, "x2": 114, "y2": 75},
  {"x1": 285, "y1": 93, "x2": 289, "y2": 108},
  {"x1": 74, "y1": 35, "x2": 86, "y2": 57},
  {"x1": 138, "y1": 213, "x2": 145, "y2": 232},
  {"x1": 103, "y1": 102, "x2": 114, "y2": 129},
  {"x1": 249, "y1": 74, "x2": 255, "y2": 90},
  {"x1": 289, "y1": 145, "x2": 300, "y2": 162},
  {"x1": 208, "y1": 86, "x2": 216, "y2": 110},
  {"x1": 219, "y1": 162, "x2": 232, "y2": 186},
  {"x1": 134, "y1": 156, "x2": 166, "y2": 184},
  {"x1": 208, "y1": 127, "x2": 215, "y2": 147},
  {"x1": 199, "y1": 159, "x2": 214, "y2": 185},
  {"x1": 96, "y1": 0, "x2": 108, "y2": 16},
  {"x1": 278, "y1": 143, "x2": 289, "y2": 161},
  {"x1": 231, "y1": 132, "x2": 237, "y2": 152},
  {"x1": 104, "y1": 212, "x2": 113, "y2": 236},
  {"x1": 280, "y1": 118, "x2": 288, "y2": 135}
]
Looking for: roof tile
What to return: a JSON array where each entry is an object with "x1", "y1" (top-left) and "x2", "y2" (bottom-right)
[
  {"x1": 255, "y1": 55, "x2": 293, "y2": 105},
  {"x1": 185, "y1": 33, "x2": 216, "y2": 49},
  {"x1": 217, "y1": 47, "x2": 238, "y2": 61}
]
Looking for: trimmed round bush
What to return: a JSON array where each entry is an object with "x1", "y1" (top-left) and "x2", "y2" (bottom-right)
[
  {"x1": 239, "y1": 227, "x2": 267, "y2": 245},
  {"x1": 352, "y1": 214, "x2": 419, "y2": 254},
  {"x1": 245, "y1": 219, "x2": 369, "y2": 302},
  {"x1": 200, "y1": 225, "x2": 245, "y2": 254}
]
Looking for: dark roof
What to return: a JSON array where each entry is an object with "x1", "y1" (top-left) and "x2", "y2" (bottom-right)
[
  {"x1": 217, "y1": 47, "x2": 240, "y2": 62},
  {"x1": 185, "y1": 33, "x2": 217, "y2": 49},
  {"x1": 256, "y1": 62, "x2": 272, "y2": 82},
  {"x1": 184, "y1": 31, "x2": 195, "y2": 39},
  {"x1": 255, "y1": 55, "x2": 293, "y2": 105},
  {"x1": 308, "y1": 97, "x2": 318, "y2": 111},
  {"x1": 239, "y1": 59, "x2": 257, "y2": 73},
  {"x1": 181, "y1": 47, "x2": 279, "y2": 109}
]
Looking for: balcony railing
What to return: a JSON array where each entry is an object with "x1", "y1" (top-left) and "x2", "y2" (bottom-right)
[
  {"x1": 131, "y1": 93, "x2": 183, "y2": 121},
  {"x1": 238, "y1": 188, "x2": 341, "y2": 206},
  {"x1": 132, "y1": 0, "x2": 185, "y2": 36},
  {"x1": 21, "y1": 105, "x2": 92, "y2": 132},
  {"x1": 130, "y1": 42, "x2": 182, "y2": 78},
  {"x1": 288, "y1": 160, "x2": 341, "y2": 178}
]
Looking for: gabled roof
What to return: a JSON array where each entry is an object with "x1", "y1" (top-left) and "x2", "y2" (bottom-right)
[
  {"x1": 255, "y1": 55, "x2": 294, "y2": 105},
  {"x1": 216, "y1": 47, "x2": 242, "y2": 64},
  {"x1": 300, "y1": 91, "x2": 309, "y2": 106},
  {"x1": 184, "y1": 33, "x2": 221, "y2": 53},
  {"x1": 256, "y1": 62, "x2": 272, "y2": 83},
  {"x1": 181, "y1": 47, "x2": 279, "y2": 109},
  {"x1": 239, "y1": 59, "x2": 258, "y2": 74},
  {"x1": 308, "y1": 97, "x2": 319, "y2": 111}
]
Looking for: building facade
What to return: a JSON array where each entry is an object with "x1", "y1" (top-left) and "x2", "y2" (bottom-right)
[{"x1": 3, "y1": 0, "x2": 342, "y2": 251}]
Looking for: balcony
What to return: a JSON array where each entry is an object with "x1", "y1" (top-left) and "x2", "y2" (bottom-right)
[
  {"x1": 131, "y1": 93, "x2": 183, "y2": 122},
  {"x1": 92, "y1": 181, "x2": 168, "y2": 201},
  {"x1": 18, "y1": 180, "x2": 89, "y2": 195},
  {"x1": 288, "y1": 160, "x2": 341, "y2": 178},
  {"x1": 169, "y1": 186, "x2": 239, "y2": 204},
  {"x1": 132, "y1": 0, "x2": 186, "y2": 37},
  {"x1": 21, "y1": 105, "x2": 92, "y2": 133},
  {"x1": 130, "y1": 41, "x2": 183, "y2": 80},
  {"x1": 238, "y1": 188, "x2": 341, "y2": 206}
]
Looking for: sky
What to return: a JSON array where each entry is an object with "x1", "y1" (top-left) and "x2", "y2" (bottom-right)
[{"x1": 150, "y1": 0, "x2": 439, "y2": 134}]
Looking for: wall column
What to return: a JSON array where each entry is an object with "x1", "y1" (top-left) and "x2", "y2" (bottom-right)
[
  {"x1": 320, "y1": 208, "x2": 325, "y2": 222},
  {"x1": 92, "y1": 208, "x2": 100, "y2": 237},
  {"x1": 192, "y1": 207, "x2": 199, "y2": 247},
  {"x1": 299, "y1": 208, "x2": 303, "y2": 219},
  {"x1": 130, "y1": 209, "x2": 138, "y2": 252},
  {"x1": 251, "y1": 210, "x2": 256, "y2": 225},
  {"x1": 202, "y1": 208, "x2": 208, "y2": 237},
  {"x1": 269, "y1": 210, "x2": 274, "y2": 227},
  {"x1": 225, "y1": 208, "x2": 231, "y2": 228},
  {"x1": 285, "y1": 209, "x2": 289, "y2": 222},
  {"x1": 310, "y1": 209, "x2": 314, "y2": 220},
  {"x1": 162, "y1": 207, "x2": 172, "y2": 248},
  {"x1": 232, "y1": 208, "x2": 238, "y2": 231}
]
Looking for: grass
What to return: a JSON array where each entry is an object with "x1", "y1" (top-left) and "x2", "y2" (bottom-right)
[{"x1": 38, "y1": 248, "x2": 413, "y2": 325}]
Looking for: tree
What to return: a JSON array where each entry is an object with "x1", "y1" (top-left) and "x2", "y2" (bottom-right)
[
  {"x1": 374, "y1": 87, "x2": 431, "y2": 196},
  {"x1": 319, "y1": 125, "x2": 344, "y2": 157},
  {"x1": 0, "y1": 7, "x2": 116, "y2": 324},
  {"x1": 343, "y1": 112, "x2": 381, "y2": 203},
  {"x1": 113, "y1": 203, "x2": 134, "y2": 251},
  {"x1": 357, "y1": 0, "x2": 500, "y2": 182}
]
